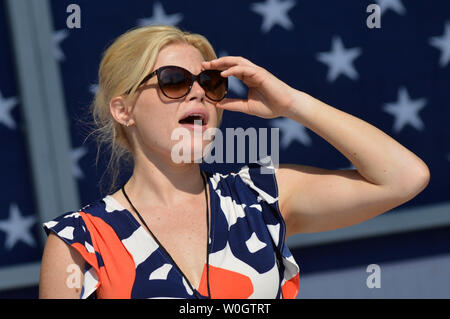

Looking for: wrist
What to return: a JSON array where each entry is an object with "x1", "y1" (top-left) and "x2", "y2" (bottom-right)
[{"x1": 281, "y1": 89, "x2": 314, "y2": 120}]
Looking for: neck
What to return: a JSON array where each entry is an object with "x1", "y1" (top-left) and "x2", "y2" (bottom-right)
[{"x1": 124, "y1": 148, "x2": 205, "y2": 209}]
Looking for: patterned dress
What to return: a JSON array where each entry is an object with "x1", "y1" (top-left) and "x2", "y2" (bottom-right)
[{"x1": 43, "y1": 157, "x2": 300, "y2": 299}]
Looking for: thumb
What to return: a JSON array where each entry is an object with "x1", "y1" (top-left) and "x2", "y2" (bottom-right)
[{"x1": 216, "y1": 98, "x2": 249, "y2": 113}]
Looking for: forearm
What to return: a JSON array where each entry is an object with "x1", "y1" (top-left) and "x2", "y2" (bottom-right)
[{"x1": 284, "y1": 91, "x2": 430, "y2": 189}]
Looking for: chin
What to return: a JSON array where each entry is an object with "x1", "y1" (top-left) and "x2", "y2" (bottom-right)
[{"x1": 170, "y1": 137, "x2": 211, "y2": 164}]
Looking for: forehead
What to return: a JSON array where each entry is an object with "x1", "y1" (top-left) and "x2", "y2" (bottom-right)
[{"x1": 153, "y1": 43, "x2": 205, "y2": 73}]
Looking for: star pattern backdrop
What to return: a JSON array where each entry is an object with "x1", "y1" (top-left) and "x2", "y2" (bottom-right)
[
  {"x1": 0, "y1": 2, "x2": 42, "y2": 269},
  {"x1": 0, "y1": 0, "x2": 450, "y2": 295}
]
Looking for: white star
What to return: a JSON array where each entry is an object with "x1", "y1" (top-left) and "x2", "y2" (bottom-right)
[
  {"x1": 270, "y1": 117, "x2": 311, "y2": 150},
  {"x1": 0, "y1": 90, "x2": 19, "y2": 130},
  {"x1": 71, "y1": 146, "x2": 88, "y2": 179},
  {"x1": 317, "y1": 36, "x2": 362, "y2": 82},
  {"x1": 429, "y1": 21, "x2": 450, "y2": 68},
  {"x1": 250, "y1": 0, "x2": 296, "y2": 33},
  {"x1": 0, "y1": 203, "x2": 36, "y2": 250},
  {"x1": 376, "y1": 0, "x2": 406, "y2": 16},
  {"x1": 89, "y1": 83, "x2": 99, "y2": 95},
  {"x1": 137, "y1": 2, "x2": 183, "y2": 27},
  {"x1": 53, "y1": 29, "x2": 69, "y2": 62},
  {"x1": 382, "y1": 87, "x2": 427, "y2": 133},
  {"x1": 219, "y1": 51, "x2": 247, "y2": 97}
]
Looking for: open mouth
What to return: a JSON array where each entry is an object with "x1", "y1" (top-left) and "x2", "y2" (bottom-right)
[{"x1": 178, "y1": 113, "x2": 207, "y2": 126}]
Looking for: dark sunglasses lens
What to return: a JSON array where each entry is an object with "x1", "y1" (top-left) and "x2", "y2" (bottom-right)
[
  {"x1": 158, "y1": 67, "x2": 191, "y2": 98},
  {"x1": 199, "y1": 70, "x2": 228, "y2": 101}
]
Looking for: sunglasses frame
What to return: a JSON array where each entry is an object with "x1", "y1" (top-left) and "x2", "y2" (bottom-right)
[{"x1": 134, "y1": 65, "x2": 228, "y2": 101}]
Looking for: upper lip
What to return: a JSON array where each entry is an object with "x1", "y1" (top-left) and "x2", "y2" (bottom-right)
[{"x1": 178, "y1": 108, "x2": 209, "y2": 125}]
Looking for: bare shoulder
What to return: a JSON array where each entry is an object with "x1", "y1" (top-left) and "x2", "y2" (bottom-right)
[{"x1": 39, "y1": 232, "x2": 85, "y2": 299}]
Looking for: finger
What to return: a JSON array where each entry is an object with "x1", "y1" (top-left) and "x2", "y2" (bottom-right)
[
  {"x1": 202, "y1": 59, "x2": 234, "y2": 71},
  {"x1": 220, "y1": 65, "x2": 263, "y2": 87},
  {"x1": 216, "y1": 98, "x2": 249, "y2": 113},
  {"x1": 220, "y1": 65, "x2": 257, "y2": 78},
  {"x1": 202, "y1": 56, "x2": 254, "y2": 70}
]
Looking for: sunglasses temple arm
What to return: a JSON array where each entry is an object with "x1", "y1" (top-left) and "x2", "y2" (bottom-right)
[
  {"x1": 138, "y1": 70, "x2": 158, "y2": 87},
  {"x1": 125, "y1": 70, "x2": 158, "y2": 95}
]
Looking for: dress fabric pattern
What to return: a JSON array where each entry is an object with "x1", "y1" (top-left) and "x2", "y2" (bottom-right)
[{"x1": 43, "y1": 156, "x2": 300, "y2": 299}]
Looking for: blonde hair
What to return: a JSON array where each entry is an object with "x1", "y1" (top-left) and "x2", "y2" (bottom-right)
[{"x1": 87, "y1": 25, "x2": 219, "y2": 196}]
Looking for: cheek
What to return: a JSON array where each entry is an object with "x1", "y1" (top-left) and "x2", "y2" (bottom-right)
[{"x1": 134, "y1": 95, "x2": 177, "y2": 147}]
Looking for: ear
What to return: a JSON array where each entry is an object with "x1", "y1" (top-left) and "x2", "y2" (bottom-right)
[{"x1": 110, "y1": 96, "x2": 134, "y2": 127}]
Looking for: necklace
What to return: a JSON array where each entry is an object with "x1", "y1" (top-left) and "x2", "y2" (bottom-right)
[{"x1": 121, "y1": 170, "x2": 211, "y2": 299}]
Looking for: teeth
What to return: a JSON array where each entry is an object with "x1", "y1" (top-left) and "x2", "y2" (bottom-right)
[
  {"x1": 179, "y1": 112, "x2": 206, "y2": 125},
  {"x1": 191, "y1": 113, "x2": 204, "y2": 119}
]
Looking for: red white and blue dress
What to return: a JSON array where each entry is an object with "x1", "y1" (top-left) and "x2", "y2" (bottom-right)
[{"x1": 43, "y1": 157, "x2": 300, "y2": 299}]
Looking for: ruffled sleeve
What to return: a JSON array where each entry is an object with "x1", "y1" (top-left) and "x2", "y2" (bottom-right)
[
  {"x1": 237, "y1": 156, "x2": 300, "y2": 299},
  {"x1": 43, "y1": 211, "x2": 101, "y2": 299}
]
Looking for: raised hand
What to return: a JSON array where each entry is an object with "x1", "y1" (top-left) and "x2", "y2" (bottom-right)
[{"x1": 202, "y1": 56, "x2": 298, "y2": 119}]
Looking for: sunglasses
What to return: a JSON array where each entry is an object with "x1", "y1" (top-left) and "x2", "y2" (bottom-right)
[{"x1": 132, "y1": 65, "x2": 228, "y2": 101}]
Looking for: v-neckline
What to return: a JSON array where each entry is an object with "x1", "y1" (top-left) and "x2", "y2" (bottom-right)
[{"x1": 105, "y1": 170, "x2": 214, "y2": 296}]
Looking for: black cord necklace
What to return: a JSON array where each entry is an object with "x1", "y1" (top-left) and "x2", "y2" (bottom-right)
[{"x1": 121, "y1": 170, "x2": 211, "y2": 299}]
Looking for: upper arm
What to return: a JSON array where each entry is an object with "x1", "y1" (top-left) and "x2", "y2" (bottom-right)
[
  {"x1": 275, "y1": 164, "x2": 429, "y2": 237},
  {"x1": 39, "y1": 232, "x2": 85, "y2": 299}
]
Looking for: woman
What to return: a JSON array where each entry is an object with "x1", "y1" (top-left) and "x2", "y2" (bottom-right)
[{"x1": 39, "y1": 25, "x2": 430, "y2": 299}]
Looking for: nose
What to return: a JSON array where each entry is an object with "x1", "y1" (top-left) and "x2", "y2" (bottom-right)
[{"x1": 186, "y1": 79, "x2": 206, "y2": 102}]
